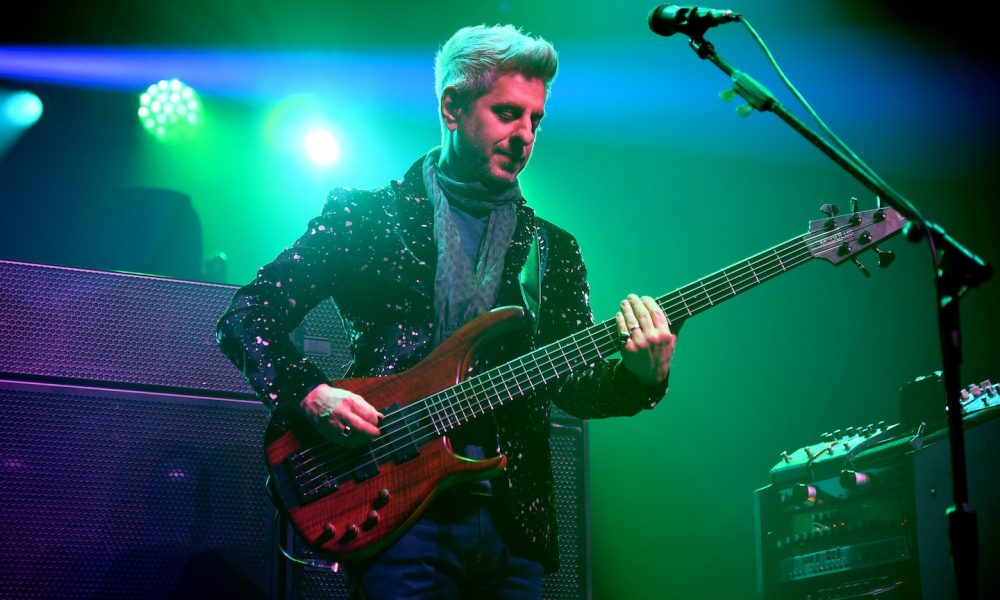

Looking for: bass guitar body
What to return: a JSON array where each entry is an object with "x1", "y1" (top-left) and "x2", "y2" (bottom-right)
[{"x1": 265, "y1": 307, "x2": 529, "y2": 561}]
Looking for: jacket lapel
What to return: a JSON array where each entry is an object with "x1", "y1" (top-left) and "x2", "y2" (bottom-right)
[{"x1": 393, "y1": 156, "x2": 438, "y2": 269}]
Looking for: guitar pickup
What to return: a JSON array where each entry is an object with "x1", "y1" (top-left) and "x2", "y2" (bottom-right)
[
  {"x1": 352, "y1": 458, "x2": 380, "y2": 482},
  {"x1": 297, "y1": 473, "x2": 339, "y2": 503},
  {"x1": 383, "y1": 403, "x2": 421, "y2": 463}
]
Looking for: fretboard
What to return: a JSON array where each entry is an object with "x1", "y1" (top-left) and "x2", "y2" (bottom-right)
[{"x1": 414, "y1": 231, "x2": 816, "y2": 437}]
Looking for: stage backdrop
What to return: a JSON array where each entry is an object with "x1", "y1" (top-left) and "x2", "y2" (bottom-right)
[{"x1": 1, "y1": 1, "x2": 997, "y2": 597}]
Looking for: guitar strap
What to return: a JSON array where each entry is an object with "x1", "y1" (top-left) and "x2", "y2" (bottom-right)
[{"x1": 518, "y1": 221, "x2": 548, "y2": 337}]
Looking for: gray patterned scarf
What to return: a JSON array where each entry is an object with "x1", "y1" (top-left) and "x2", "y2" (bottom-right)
[{"x1": 422, "y1": 148, "x2": 521, "y2": 346}]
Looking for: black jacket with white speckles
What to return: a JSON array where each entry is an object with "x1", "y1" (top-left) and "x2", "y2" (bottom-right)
[{"x1": 216, "y1": 153, "x2": 669, "y2": 573}]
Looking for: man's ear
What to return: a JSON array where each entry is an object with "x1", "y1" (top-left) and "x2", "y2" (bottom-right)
[{"x1": 440, "y1": 86, "x2": 462, "y2": 131}]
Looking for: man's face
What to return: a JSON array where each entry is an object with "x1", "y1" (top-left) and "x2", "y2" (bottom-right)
[{"x1": 449, "y1": 72, "x2": 547, "y2": 188}]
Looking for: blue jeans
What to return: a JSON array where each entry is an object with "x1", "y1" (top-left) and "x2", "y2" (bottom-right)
[{"x1": 348, "y1": 490, "x2": 544, "y2": 600}]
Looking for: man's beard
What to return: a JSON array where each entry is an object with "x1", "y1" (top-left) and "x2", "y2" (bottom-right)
[{"x1": 455, "y1": 137, "x2": 521, "y2": 191}]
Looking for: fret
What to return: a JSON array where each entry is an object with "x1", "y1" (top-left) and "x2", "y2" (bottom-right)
[
  {"x1": 426, "y1": 398, "x2": 444, "y2": 435},
  {"x1": 699, "y1": 280, "x2": 715, "y2": 306},
  {"x1": 482, "y1": 376, "x2": 501, "y2": 414},
  {"x1": 772, "y1": 248, "x2": 787, "y2": 271},
  {"x1": 686, "y1": 285, "x2": 706, "y2": 312},
  {"x1": 736, "y1": 263, "x2": 761, "y2": 292},
  {"x1": 571, "y1": 335, "x2": 589, "y2": 367},
  {"x1": 679, "y1": 284, "x2": 709, "y2": 316},
  {"x1": 461, "y1": 385, "x2": 479, "y2": 419},
  {"x1": 677, "y1": 291, "x2": 693, "y2": 316},
  {"x1": 757, "y1": 256, "x2": 781, "y2": 281},
  {"x1": 584, "y1": 327, "x2": 603, "y2": 363},
  {"x1": 445, "y1": 390, "x2": 461, "y2": 428},
  {"x1": 428, "y1": 394, "x2": 450, "y2": 432},
  {"x1": 722, "y1": 270, "x2": 736, "y2": 296},
  {"x1": 511, "y1": 356, "x2": 533, "y2": 392},
  {"x1": 495, "y1": 370, "x2": 513, "y2": 406},
  {"x1": 511, "y1": 358, "x2": 527, "y2": 396},
  {"x1": 557, "y1": 343, "x2": 574, "y2": 371},
  {"x1": 541, "y1": 346, "x2": 561, "y2": 380},
  {"x1": 454, "y1": 387, "x2": 470, "y2": 422},
  {"x1": 749, "y1": 254, "x2": 771, "y2": 282},
  {"x1": 533, "y1": 355, "x2": 549, "y2": 385},
  {"x1": 704, "y1": 274, "x2": 728, "y2": 302},
  {"x1": 437, "y1": 389, "x2": 455, "y2": 430}
]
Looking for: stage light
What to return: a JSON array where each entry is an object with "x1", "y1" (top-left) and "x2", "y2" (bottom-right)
[
  {"x1": 138, "y1": 79, "x2": 202, "y2": 143},
  {"x1": 2, "y1": 90, "x2": 43, "y2": 128},
  {"x1": 303, "y1": 127, "x2": 342, "y2": 168},
  {"x1": 264, "y1": 94, "x2": 346, "y2": 170}
]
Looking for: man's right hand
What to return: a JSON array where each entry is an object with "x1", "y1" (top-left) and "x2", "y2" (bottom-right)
[{"x1": 300, "y1": 383, "x2": 383, "y2": 448}]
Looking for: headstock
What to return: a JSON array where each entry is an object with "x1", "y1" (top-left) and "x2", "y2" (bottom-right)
[{"x1": 806, "y1": 198, "x2": 907, "y2": 276}]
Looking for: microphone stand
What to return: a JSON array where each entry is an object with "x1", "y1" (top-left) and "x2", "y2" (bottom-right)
[{"x1": 683, "y1": 34, "x2": 992, "y2": 600}]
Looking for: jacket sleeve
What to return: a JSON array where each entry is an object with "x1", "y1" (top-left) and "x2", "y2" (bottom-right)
[
  {"x1": 535, "y1": 225, "x2": 677, "y2": 419},
  {"x1": 215, "y1": 189, "x2": 372, "y2": 412}
]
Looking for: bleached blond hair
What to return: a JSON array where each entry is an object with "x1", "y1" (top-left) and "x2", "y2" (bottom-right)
[{"x1": 434, "y1": 24, "x2": 559, "y2": 105}]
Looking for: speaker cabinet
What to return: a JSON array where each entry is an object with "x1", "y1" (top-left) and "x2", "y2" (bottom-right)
[
  {"x1": 544, "y1": 417, "x2": 592, "y2": 600},
  {"x1": 0, "y1": 260, "x2": 591, "y2": 599},
  {"x1": 0, "y1": 379, "x2": 274, "y2": 600},
  {"x1": 0, "y1": 260, "x2": 348, "y2": 600},
  {"x1": 0, "y1": 260, "x2": 350, "y2": 394}
]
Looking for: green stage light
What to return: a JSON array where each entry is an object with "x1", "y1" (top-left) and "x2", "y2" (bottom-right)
[{"x1": 138, "y1": 79, "x2": 202, "y2": 142}]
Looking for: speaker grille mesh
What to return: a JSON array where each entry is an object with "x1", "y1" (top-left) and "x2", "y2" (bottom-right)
[
  {"x1": 0, "y1": 381, "x2": 273, "y2": 599},
  {"x1": 544, "y1": 421, "x2": 590, "y2": 600},
  {"x1": 0, "y1": 260, "x2": 351, "y2": 395}
]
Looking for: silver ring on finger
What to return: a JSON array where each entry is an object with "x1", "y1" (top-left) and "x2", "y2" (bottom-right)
[{"x1": 341, "y1": 425, "x2": 352, "y2": 438}]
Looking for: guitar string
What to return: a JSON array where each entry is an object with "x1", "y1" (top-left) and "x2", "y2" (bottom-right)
[
  {"x1": 290, "y1": 229, "x2": 870, "y2": 492},
  {"x1": 289, "y1": 219, "x2": 897, "y2": 489},
  {"x1": 290, "y1": 221, "x2": 888, "y2": 489},
  {"x1": 294, "y1": 227, "x2": 826, "y2": 469},
  {"x1": 301, "y1": 234, "x2": 806, "y2": 469}
]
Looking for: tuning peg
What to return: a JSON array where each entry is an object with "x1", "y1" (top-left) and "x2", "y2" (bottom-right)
[
  {"x1": 852, "y1": 257, "x2": 871, "y2": 278},
  {"x1": 720, "y1": 89, "x2": 737, "y2": 102},
  {"x1": 821, "y1": 203, "x2": 840, "y2": 230},
  {"x1": 849, "y1": 197, "x2": 862, "y2": 225},
  {"x1": 874, "y1": 247, "x2": 896, "y2": 268},
  {"x1": 874, "y1": 196, "x2": 886, "y2": 222},
  {"x1": 736, "y1": 104, "x2": 754, "y2": 117},
  {"x1": 820, "y1": 203, "x2": 840, "y2": 218}
]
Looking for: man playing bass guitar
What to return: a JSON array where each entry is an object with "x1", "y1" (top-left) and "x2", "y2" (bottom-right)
[{"x1": 217, "y1": 23, "x2": 677, "y2": 599}]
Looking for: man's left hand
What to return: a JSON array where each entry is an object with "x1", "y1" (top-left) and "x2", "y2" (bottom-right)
[{"x1": 615, "y1": 293, "x2": 676, "y2": 385}]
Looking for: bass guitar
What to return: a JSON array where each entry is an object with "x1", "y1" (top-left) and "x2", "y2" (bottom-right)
[{"x1": 265, "y1": 202, "x2": 907, "y2": 560}]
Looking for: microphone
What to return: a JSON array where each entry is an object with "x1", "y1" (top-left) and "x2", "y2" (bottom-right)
[{"x1": 648, "y1": 4, "x2": 741, "y2": 38}]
